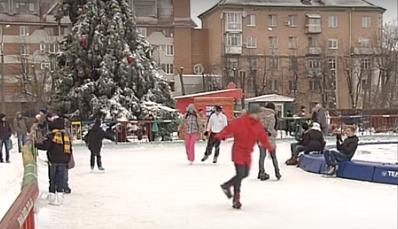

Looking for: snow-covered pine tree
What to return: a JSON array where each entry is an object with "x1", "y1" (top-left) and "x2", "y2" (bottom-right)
[{"x1": 52, "y1": 0, "x2": 176, "y2": 122}]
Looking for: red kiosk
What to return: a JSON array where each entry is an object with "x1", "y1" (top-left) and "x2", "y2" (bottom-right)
[{"x1": 174, "y1": 89, "x2": 243, "y2": 120}]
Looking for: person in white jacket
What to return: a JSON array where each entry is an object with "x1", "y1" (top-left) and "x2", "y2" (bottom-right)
[{"x1": 201, "y1": 105, "x2": 228, "y2": 163}]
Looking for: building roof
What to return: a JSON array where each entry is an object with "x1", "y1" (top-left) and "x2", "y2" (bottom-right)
[
  {"x1": 174, "y1": 89, "x2": 242, "y2": 99},
  {"x1": 199, "y1": 0, "x2": 385, "y2": 18},
  {"x1": 245, "y1": 94, "x2": 295, "y2": 102}
]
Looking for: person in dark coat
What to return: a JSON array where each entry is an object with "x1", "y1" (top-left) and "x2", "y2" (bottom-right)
[
  {"x1": 83, "y1": 119, "x2": 115, "y2": 171},
  {"x1": 311, "y1": 103, "x2": 328, "y2": 135},
  {"x1": 37, "y1": 117, "x2": 72, "y2": 205},
  {"x1": 323, "y1": 125, "x2": 359, "y2": 175},
  {"x1": 0, "y1": 113, "x2": 12, "y2": 163},
  {"x1": 13, "y1": 112, "x2": 28, "y2": 153},
  {"x1": 285, "y1": 122, "x2": 310, "y2": 165},
  {"x1": 302, "y1": 122, "x2": 326, "y2": 154}
]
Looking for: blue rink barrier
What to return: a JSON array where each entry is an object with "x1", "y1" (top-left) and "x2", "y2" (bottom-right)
[{"x1": 298, "y1": 154, "x2": 398, "y2": 185}]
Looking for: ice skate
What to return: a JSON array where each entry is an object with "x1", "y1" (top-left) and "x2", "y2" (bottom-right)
[
  {"x1": 220, "y1": 184, "x2": 232, "y2": 199},
  {"x1": 324, "y1": 165, "x2": 336, "y2": 175},
  {"x1": 64, "y1": 187, "x2": 72, "y2": 194},
  {"x1": 258, "y1": 170, "x2": 270, "y2": 181},
  {"x1": 98, "y1": 166, "x2": 105, "y2": 171},
  {"x1": 275, "y1": 170, "x2": 282, "y2": 180},
  {"x1": 47, "y1": 193, "x2": 56, "y2": 205},
  {"x1": 232, "y1": 192, "x2": 242, "y2": 209},
  {"x1": 212, "y1": 157, "x2": 218, "y2": 163},
  {"x1": 201, "y1": 155, "x2": 209, "y2": 162},
  {"x1": 56, "y1": 193, "x2": 64, "y2": 206}
]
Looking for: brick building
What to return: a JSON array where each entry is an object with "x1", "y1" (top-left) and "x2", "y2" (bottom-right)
[
  {"x1": 198, "y1": 0, "x2": 386, "y2": 110},
  {"x1": 0, "y1": 0, "x2": 70, "y2": 116}
]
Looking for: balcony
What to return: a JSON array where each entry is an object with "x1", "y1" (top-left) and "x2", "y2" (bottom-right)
[
  {"x1": 306, "y1": 24, "x2": 321, "y2": 33},
  {"x1": 225, "y1": 46, "x2": 242, "y2": 55},
  {"x1": 307, "y1": 47, "x2": 322, "y2": 55}
]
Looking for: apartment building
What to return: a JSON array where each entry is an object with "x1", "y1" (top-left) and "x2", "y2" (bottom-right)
[
  {"x1": 0, "y1": 0, "x2": 70, "y2": 116},
  {"x1": 130, "y1": 0, "x2": 216, "y2": 96},
  {"x1": 199, "y1": 0, "x2": 385, "y2": 110}
]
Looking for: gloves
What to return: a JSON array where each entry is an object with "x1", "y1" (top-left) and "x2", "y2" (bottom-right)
[{"x1": 203, "y1": 131, "x2": 209, "y2": 137}]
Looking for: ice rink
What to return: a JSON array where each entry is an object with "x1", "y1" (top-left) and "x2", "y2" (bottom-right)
[{"x1": 34, "y1": 139, "x2": 397, "y2": 229}]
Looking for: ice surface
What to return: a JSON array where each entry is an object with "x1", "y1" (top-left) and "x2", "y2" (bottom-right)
[
  {"x1": 35, "y1": 139, "x2": 397, "y2": 229},
  {"x1": 0, "y1": 138, "x2": 23, "y2": 219}
]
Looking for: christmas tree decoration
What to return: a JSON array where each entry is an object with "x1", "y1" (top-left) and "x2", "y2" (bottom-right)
[{"x1": 51, "y1": 0, "x2": 176, "y2": 125}]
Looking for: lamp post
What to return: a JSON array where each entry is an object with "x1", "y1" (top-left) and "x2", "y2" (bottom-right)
[
  {"x1": 1, "y1": 24, "x2": 10, "y2": 114},
  {"x1": 239, "y1": 70, "x2": 246, "y2": 109},
  {"x1": 178, "y1": 66, "x2": 185, "y2": 96}
]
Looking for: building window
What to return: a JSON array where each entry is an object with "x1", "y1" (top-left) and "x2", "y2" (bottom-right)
[
  {"x1": 362, "y1": 16, "x2": 371, "y2": 28},
  {"x1": 307, "y1": 15, "x2": 321, "y2": 33},
  {"x1": 40, "y1": 41, "x2": 46, "y2": 53},
  {"x1": 227, "y1": 57, "x2": 239, "y2": 69},
  {"x1": 247, "y1": 14, "x2": 256, "y2": 26},
  {"x1": 48, "y1": 43, "x2": 58, "y2": 54},
  {"x1": 41, "y1": 62, "x2": 50, "y2": 70},
  {"x1": 288, "y1": 37, "x2": 297, "y2": 49},
  {"x1": 226, "y1": 33, "x2": 242, "y2": 46},
  {"x1": 359, "y1": 38, "x2": 371, "y2": 48},
  {"x1": 309, "y1": 80, "x2": 320, "y2": 91},
  {"x1": 248, "y1": 57, "x2": 257, "y2": 70},
  {"x1": 328, "y1": 58, "x2": 336, "y2": 70},
  {"x1": 328, "y1": 39, "x2": 338, "y2": 49},
  {"x1": 268, "y1": 15, "x2": 277, "y2": 27},
  {"x1": 19, "y1": 26, "x2": 28, "y2": 36},
  {"x1": 288, "y1": 56, "x2": 298, "y2": 70},
  {"x1": 268, "y1": 56, "x2": 278, "y2": 69},
  {"x1": 328, "y1": 16, "x2": 338, "y2": 28},
  {"x1": 246, "y1": 36, "x2": 257, "y2": 48},
  {"x1": 165, "y1": 44, "x2": 174, "y2": 56},
  {"x1": 287, "y1": 15, "x2": 297, "y2": 27},
  {"x1": 268, "y1": 36, "x2": 277, "y2": 49},
  {"x1": 378, "y1": 15, "x2": 383, "y2": 28},
  {"x1": 161, "y1": 63, "x2": 174, "y2": 74},
  {"x1": 269, "y1": 79, "x2": 278, "y2": 91},
  {"x1": 226, "y1": 12, "x2": 242, "y2": 30},
  {"x1": 308, "y1": 58, "x2": 320, "y2": 69},
  {"x1": 0, "y1": 0, "x2": 9, "y2": 13},
  {"x1": 360, "y1": 58, "x2": 371, "y2": 70},
  {"x1": 133, "y1": 0, "x2": 157, "y2": 17},
  {"x1": 308, "y1": 37, "x2": 317, "y2": 47},
  {"x1": 20, "y1": 45, "x2": 29, "y2": 55},
  {"x1": 289, "y1": 80, "x2": 297, "y2": 91},
  {"x1": 137, "y1": 27, "x2": 147, "y2": 37}
]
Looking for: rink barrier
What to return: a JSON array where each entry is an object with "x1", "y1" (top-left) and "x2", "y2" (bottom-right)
[
  {"x1": 299, "y1": 154, "x2": 398, "y2": 185},
  {"x1": 0, "y1": 137, "x2": 38, "y2": 229}
]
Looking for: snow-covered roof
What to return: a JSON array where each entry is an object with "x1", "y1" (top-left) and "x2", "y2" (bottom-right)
[
  {"x1": 173, "y1": 89, "x2": 241, "y2": 99},
  {"x1": 199, "y1": 0, "x2": 385, "y2": 18},
  {"x1": 245, "y1": 94, "x2": 295, "y2": 102}
]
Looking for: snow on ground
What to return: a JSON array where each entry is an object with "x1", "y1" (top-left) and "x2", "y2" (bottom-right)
[
  {"x1": 36, "y1": 139, "x2": 398, "y2": 229},
  {"x1": 0, "y1": 137, "x2": 24, "y2": 218}
]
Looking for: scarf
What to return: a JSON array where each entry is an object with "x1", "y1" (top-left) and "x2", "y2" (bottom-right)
[{"x1": 51, "y1": 129, "x2": 71, "y2": 154}]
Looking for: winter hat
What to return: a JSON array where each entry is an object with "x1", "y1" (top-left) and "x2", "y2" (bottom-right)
[
  {"x1": 249, "y1": 104, "x2": 265, "y2": 115},
  {"x1": 311, "y1": 122, "x2": 321, "y2": 132},
  {"x1": 186, "y1": 104, "x2": 196, "y2": 113},
  {"x1": 302, "y1": 122, "x2": 310, "y2": 131},
  {"x1": 39, "y1": 108, "x2": 48, "y2": 115},
  {"x1": 215, "y1": 105, "x2": 222, "y2": 112},
  {"x1": 265, "y1": 102, "x2": 276, "y2": 110},
  {"x1": 49, "y1": 118, "x2": 65, "y2": 130}
]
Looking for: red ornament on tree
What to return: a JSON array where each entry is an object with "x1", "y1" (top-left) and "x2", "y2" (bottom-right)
[
  {"x1": 80, "y1": 35, "x2": 88, "y2": 49},
  {"x1": 127, "y1": 55, "x2": 135, "y2": 64}
]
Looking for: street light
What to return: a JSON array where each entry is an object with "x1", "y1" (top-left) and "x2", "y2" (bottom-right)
[
  {"x1": 1, "y1": 24, "x2": 10, "y2": 114},
  {"x1": 178, "y1": 66, "x2": 185, "y2": 96}
]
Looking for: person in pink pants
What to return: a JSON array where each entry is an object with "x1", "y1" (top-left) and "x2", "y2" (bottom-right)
[{"x1": 179, "y1": 104, "x2": 201, "y2": 165}]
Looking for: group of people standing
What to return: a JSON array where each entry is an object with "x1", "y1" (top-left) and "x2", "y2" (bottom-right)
[{"x1": 0, "y1": 112, "x2": 29, "y2": 163}]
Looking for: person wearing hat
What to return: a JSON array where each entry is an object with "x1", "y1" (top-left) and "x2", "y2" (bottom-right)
[
  {"x1": 215, "y1": 104, "x2": 274, "y2": 209},
  {"x1": 83, "y1": 119, "x2": 115, "y2": 171},
  {"x1": 201, "y1": 105, "x2": 227, "y2": 163},
  {"x1": 178, "y1": 104, "x2": 201, "y2": 165},
  {"x1": 258, "y1": 102, "x2": 282, "y2": 180},
  {"x1": 37, "y1": 117, "x2": 72, "y2": 205},
  {"x1": 13, "y1": 112, "x2": 28, "y2": 153},
  {"x1": 0, "y1": 113, "x2": 12, "y2": 163},
  {"x1": 323, "y1": 125, "x2": 359, "y2": 175}
]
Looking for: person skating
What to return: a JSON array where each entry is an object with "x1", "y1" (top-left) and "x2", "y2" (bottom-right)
[
  {"x1": 83, "y1": 119, "x2": 115, "y2": 171},
  {"x1": 0, "y1": 113, "x2": 12, "y2": 163},
  {"x1": 178, "y1": 104, "x2": 201, "y2": 165},
  {"x1": 13, "y1": 112, "x2": 28, "y2": 153},
  {"x1": 216, "y1": 105, "x2": 274, "y2": 209},
  {"x1": 37, "y1": 117, "x2": 72, "y2": 205},
  {"x1": 201, "y1": 105, "x2": 227, "y2": 163},
  {"x1": 323, "y1": 125, "x2": 359, "y2": 175},
  {"x1": 258, "y1": 102, "x2": 281, "y2": 180}
]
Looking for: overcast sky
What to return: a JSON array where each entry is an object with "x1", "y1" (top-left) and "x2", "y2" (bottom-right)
[{"x1": 191, "y1": 0, "x2": 398, "y2": 28}]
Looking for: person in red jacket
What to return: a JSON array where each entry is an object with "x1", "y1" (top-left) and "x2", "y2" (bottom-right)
[{"x1": 215, "y1": 105, "x2": 275, "y2": 209}]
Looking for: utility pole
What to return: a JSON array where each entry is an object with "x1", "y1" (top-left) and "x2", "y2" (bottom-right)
[{"x1": 178, "y1": 66, "x2": 185, "y2": 95}]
